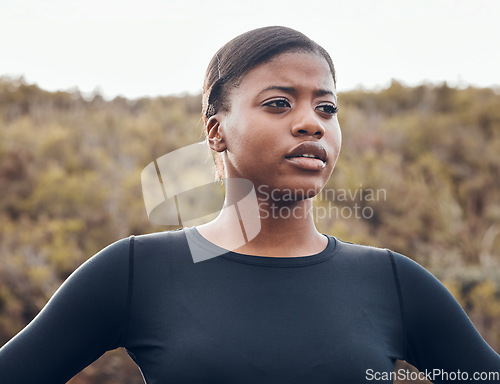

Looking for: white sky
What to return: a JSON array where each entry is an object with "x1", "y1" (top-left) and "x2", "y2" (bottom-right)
[{"x1": 1, "y1": 0, "x2": 499, "y2": 99}]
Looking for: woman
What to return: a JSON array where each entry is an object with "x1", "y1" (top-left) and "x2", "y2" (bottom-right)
[{"x1": 0, "y1": 26, "x2": 499, "y2": 384}]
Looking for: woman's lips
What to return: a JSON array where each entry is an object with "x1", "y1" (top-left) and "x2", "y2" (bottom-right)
[
  {"x1": 284, "y1": 141, "x2": 328, "y2": 171},
  {"x1": 285, "y1": 156, "x2": 326, "y2": 170}
]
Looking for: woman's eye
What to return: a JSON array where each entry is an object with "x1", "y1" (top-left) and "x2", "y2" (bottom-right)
[
  {"x1": 316, "y1": 104, "x2": 338, "y2": 115},
  {"x1": 263, "y1": 99, "x2": 291, "y2": 109}
]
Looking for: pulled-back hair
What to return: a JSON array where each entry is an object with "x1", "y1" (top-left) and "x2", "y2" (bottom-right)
[{"x1": 202, "y1": 26, "x2": 336, "y2": 125}]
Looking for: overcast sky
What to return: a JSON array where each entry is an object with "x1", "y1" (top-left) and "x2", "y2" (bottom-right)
[{"x1": 1, "y1": 0, "x2": 498, "y2": 99}]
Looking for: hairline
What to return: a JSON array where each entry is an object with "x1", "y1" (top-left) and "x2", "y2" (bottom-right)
[{"x1": 220, "y1": 47, "x2": 336, "y2": 115}]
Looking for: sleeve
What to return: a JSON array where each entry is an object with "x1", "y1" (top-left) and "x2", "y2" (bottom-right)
[
  {"x1": 0, "y1": 236, "x2": 133, "y2": 384},
  {"x1": 390, "y1": 251, "x2": 500, "y2": 384}
]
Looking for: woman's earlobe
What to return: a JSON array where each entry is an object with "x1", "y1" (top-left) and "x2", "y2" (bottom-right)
[{"x1": 206, "y1": 115, "x2": 227, "y2": 152}]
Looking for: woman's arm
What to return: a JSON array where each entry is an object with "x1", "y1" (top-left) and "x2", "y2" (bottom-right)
[
  {"x1": 0, "y1": 237, "x2": 132, "y2": 384},
  {"x1": 391, "y1": 251, "x2": 500, "y2": 383}
]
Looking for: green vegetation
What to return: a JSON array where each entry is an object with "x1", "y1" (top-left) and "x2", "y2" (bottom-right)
[{"x1": 1, "y1": 77, "x2": 499, "y2": 383}]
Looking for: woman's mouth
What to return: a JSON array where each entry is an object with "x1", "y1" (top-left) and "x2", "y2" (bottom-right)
[{"x1": 284, "y1": 142, "x2": 327, "y2": 171}]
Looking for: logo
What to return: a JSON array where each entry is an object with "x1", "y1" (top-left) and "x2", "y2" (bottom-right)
[{"x1": 141, "y1": 142, "x2": 261, "y2": 262}]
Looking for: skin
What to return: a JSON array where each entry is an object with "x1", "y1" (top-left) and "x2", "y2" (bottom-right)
[{"x1": 197, "y1": 51, "x2": 342, "y2": 257}]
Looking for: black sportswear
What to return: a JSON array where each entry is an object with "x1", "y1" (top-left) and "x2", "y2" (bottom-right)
[{"x1": 0, "y1": 227, "x2": 499, "y2": 383}]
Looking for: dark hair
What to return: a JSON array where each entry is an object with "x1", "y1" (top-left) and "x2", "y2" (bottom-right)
[{"x1": 202, "y1": 26, "x2": 336, "y2": 124}]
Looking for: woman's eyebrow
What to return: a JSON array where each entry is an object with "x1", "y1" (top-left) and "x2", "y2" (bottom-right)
[
  {"x1": 257, "y1": 85, "x2": 336, "y2": 99},
  {"x1": 257, "y1": 85, "x2": 296, "y2": 96}
]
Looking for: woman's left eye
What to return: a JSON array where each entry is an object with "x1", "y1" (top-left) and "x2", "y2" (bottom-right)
[{"x1": 316, "y1": 103, "x2": 338, "y2": 115}]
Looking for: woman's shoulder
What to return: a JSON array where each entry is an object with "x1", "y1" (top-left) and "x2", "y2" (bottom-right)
[
  {"x1": 83, "y1": 228, "x2": 189, "y2": 267},
  {"x1": 331, "y1": 237, "x2": 435, "y2": 284},
  {"x1": 333, "y1": 237, "x2": 420, "y2": 267},
  {"x1": 335, "y1": 241, "x2": 457, "y2": 312},
  {"x1": 126, "y1": 228, "x2": 195, "y2": 264},
  {"x1": 333, "y1": 236, "x2": 394, "y2": 262}
]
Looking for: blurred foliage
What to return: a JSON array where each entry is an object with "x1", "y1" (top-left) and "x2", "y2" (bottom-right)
[{"x1": 0, "y1": 76, "x2": 499, "y2": 383}]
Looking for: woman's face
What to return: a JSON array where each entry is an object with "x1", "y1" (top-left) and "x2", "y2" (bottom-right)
[{"x1": 211, "y1": 51, "x2": 342, "y2": 201}]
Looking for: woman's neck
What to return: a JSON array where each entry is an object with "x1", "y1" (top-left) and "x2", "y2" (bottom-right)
[{"x1": 196, "y1": 183, "x2": 327, "y2": 257}]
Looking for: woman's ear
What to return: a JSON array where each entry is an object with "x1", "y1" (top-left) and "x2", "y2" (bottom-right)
[{"x1": 206, "y1": 115, "x2": 227, "y2": 153}]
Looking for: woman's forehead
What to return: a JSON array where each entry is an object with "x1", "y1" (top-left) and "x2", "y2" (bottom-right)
[{"x1": 238, "y1": 52, "x2": 336, "y2": 94}]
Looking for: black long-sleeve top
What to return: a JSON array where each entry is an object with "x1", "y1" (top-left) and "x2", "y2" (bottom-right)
[{"x1": 0, "y1": 227, "x2": 499, "y2": 383}]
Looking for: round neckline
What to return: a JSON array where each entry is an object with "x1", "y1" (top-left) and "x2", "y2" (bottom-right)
[{"x1": 184, "y1": 226, "x2": 338, "y2": 267}]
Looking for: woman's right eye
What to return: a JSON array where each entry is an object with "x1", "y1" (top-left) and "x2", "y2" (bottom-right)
[{"x1": 263, "y1": 98, "x2": 291, "y2": 109}]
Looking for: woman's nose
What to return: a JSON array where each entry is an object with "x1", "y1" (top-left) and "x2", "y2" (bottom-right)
[{"x1": 290, "y1": 108, "x2": 325, "y2": 138}]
